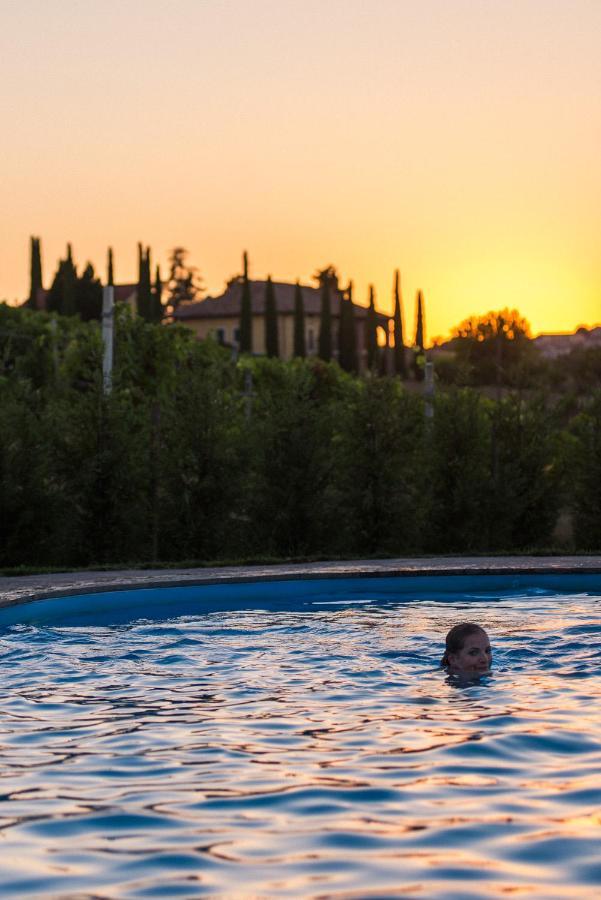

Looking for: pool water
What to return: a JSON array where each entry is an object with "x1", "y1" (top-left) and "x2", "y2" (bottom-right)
[{"x1": 1, "y1": 580, "x2": 600, "y2": 897}]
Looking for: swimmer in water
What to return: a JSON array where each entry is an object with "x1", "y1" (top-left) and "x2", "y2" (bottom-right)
[{"x1": 441, "y1": 623, "x2": 492, "y2": 675}]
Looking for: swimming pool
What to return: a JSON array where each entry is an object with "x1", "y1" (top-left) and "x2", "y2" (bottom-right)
[{"x1": 1, "y1": 572, "x2": 600, "y2": 897}]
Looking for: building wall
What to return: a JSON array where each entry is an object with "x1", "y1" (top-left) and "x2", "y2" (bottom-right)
[
  {"x1": 178, "y1": 316, "x2": 239, "y2": 346},
  {"x1": 279, "y1": 314, "x2": 322, "y2": 358},
  {"x1": 177, "y1": 313, "x2": 387, "y2": 372},
  {"x1": 180, "y1": 314, "x2": 325, "y2": 360}
]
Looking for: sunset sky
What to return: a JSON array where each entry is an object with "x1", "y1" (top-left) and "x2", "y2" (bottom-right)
[{"x1": 1, "y1": 0, "x2": 599, "y2": 341}]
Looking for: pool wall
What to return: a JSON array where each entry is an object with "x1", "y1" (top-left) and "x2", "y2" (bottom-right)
[{"x1": 2, "y1": 557, "x2": 601, "y2": 626}]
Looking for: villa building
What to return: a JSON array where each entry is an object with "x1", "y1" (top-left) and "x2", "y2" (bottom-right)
[{"x1": 173, "y1": 279, "x2": 392, "y2": 369}]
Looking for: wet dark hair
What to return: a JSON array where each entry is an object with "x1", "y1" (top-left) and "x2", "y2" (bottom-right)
[{"x1": 441, "y1": 622, "x2": 485, "y2": 667}]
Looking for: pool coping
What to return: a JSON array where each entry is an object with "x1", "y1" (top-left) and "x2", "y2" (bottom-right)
[{"x1": 2, "y1": 556, "x2": 601, "y2": 610}]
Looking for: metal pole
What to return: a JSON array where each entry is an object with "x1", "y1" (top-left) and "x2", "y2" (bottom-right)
[{"x1": 102, "y1": 285, "x2": 114, "y2": 394}]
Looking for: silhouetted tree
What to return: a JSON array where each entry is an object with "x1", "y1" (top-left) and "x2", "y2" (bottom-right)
[
  {"x1": 318, "y1": 276, "x2": 332, "y2": 362},
  {"x1": 46, "y1": 248, "x2": 103, "y2": 320},
  {"x1": 166, "y1": 247, "x2": 202, "y2": 314},
  {"x1": 393, "y1": 269, "x2": 406, "y2": 378},
  {"x1": 413, "y1": 289, "x2": 425, "y2": 380},
  {"x1": 450, "y1": 308, "x2": 534, "y2": 387},
  {"x1": 77, "y1": 263, "x2": 103, "y2": 321},
  {"x1": 347, "y1": 281, "x2": 358, "y2": 372},
  {"x1": 239, "y1": 250, "x2": 252, "y2": 353},
  {"x1": 293, "y1": 280, "x2": 306, "y2": 358},
  {"x1": 27, "y1": 236, "x2": 43, "y2": 309},
  {"x1": 136, "y1": 244, "x2": 152, "y2": 320},
  {"x1": 151, "y1": 264, "x2": 163, "y2": 323},
  {"x1": 47, "y1": 245, "x2": 77, "y2": 317},
  {"x1": 313, "y1": 264, "x2": 339, "y2": 291},
  {"x1": 366, "y1": 284, "x2": 378, "y2": 371},
  {"x1": 264, "y1": 275, "x2": 279, "y2": 357},
  {"x1": 339, "y1": 281, "x2": 358, "y2": 373}
]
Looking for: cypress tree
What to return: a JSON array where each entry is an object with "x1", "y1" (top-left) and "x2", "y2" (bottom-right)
[
  {"x1": 46, "y1": 245, "x2": 76, "y2": 316},
  {"x1": 77, "y1": 263, "x2": 102, "y2": 321},
  {"x1": 338, "y1": 282, "x2": 349, "y2": 368},
  {"x1": 46, "y1": 247, "x2": 104, "y2": 319},
  {"x1": 393, "y1": 269, "x2": 406, "y2": 377},
  {"x1": 239, "y1": 250, "x2": 252, "y2": 353},
  {"x1": 136, "y1": 244, "x2": 152, "y2": 320},
  {"x1": 45, "y1": 260, "x2": 62, "y2": 315},
  {"x1": 28, "y1": 236, "x2": 43, "y2": 309},
  {"x1": 264, "y1": 275, "x2": 279, "y2": 357},
  {"x1": 293, "y1": 280, "x2": 306, "y2": 358},
  {"x1": 151, "y1": 264, "x2": 163, "y2": 323},
  {"x1": 136, "y1": 243, "x2": 143, "y2": 314},
  {"x1": 348, "y1": 280, "x2": 358, "y2": 373},
  {"x1": 366, "y1": 284, "x2": 378, "y2": 371},
  {"x1": 107, "y1": 247, "x2": 114, "y2": 286},
  {"x1": 63, "y1": 245, "x2": 77, "y2": 316},
  {"x1": 413, "y1": 289, "x2": 426, "y2": 381},
  {"x1": 415, "y1": 290, "x2": 425, "y2": 350},
  {"x1": 318, "y1": 276, "x2": 332, "y2": 361},
  {"x1": 339, "y1": 281, "x2": 358, "y2": 373},
  {"x1": 145, "y1": 249, "x2": 152, "y2": 317}
]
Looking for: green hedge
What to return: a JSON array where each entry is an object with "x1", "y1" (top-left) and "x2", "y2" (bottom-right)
[{"x1": 1, "y1": 303, "x2": 599, "y2": 566}]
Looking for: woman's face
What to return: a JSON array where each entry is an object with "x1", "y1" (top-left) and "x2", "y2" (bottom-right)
[{"x1": 448, "y1": 629, "x2": 492, "y2": 674}]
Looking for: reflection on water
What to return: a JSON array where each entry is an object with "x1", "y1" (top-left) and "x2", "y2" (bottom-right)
[{"x1": 0, "y1": 593, "x2": 600, "y2": 897}]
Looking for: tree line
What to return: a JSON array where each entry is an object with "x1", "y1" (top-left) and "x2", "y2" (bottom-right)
[
  {"x1": 21, "y1": 237, "x2": 598, "y2": 393},
  {"x1": 26, "y1": 238, "x2": 194, "y2": 325},
  {"x1": 23, "y1": 238, "x2": 428, "y2": 378},
  {"x1": 1, "y1": 303, "x2": 601, "y2": 569}
]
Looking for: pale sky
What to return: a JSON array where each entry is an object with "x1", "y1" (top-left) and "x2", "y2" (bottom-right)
[{"x1": 1, "y1": 0, "x2": 599, "y2": 340}]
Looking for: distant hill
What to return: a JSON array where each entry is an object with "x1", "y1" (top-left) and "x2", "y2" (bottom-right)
[
  {"x1": 431, "y1": 325, "x2": 601, "y2": 358},
  {"x1": 532, "y1": 326, "x2": 601, "y2": 358}
]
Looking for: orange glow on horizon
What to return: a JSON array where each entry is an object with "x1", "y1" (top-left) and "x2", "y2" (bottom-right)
[{"x1": 0, "y1": 1, "x2": 598, "y2": 342}]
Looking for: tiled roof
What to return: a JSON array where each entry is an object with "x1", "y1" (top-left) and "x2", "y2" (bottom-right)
[{"x1": 174, "y1": 281, "x2": 390, "y2": 322}]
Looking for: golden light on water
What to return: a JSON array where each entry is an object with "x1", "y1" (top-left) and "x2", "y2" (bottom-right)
[{"x1": 1, "y1": 590, "x2": 601, "y2": 895}]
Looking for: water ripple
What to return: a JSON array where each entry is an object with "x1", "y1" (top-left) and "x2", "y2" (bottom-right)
[{"x1": 0, "y1": 593, "x2": 600, "y2": 896}]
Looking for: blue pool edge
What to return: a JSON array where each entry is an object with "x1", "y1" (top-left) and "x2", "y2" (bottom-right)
[{"x1": 2, "y1": 556, "x2": 601, "y2": 626}]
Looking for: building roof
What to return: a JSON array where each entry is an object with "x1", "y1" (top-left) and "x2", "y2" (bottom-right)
[{"x1": 173, "y1": 280, "x2": 390, "y2": 322}]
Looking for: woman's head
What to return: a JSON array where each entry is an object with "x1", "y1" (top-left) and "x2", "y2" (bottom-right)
[{"x1": 441, "y1": 623, "x2": 492, "y2": 674}]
